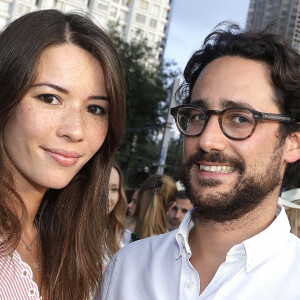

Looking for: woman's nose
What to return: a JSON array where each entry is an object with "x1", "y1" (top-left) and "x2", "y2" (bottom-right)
[{"x1": 56, "y1": 104, "x2": 84, "y2": 142}]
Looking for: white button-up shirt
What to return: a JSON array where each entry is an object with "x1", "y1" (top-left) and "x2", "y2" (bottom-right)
[{"x1": 99, "y1": 201, "x2": 300, "y2": 300}]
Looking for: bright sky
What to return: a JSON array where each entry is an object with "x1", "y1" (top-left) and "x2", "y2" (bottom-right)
[{"x1": 163, "y1": 0, "x2": 251, "y2": 73}]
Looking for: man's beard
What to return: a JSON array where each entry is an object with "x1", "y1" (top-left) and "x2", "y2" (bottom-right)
[{"x1": 180, "y1": 146, "x2": 283, "y2": 223}]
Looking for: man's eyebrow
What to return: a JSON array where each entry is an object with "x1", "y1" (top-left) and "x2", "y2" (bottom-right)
[
  {"x1": 31, "y1": 82, "x2": 110, "y2": 101},
  {"x1": 221, "y1": 99, "x2": 256, "y2": 110},
  {"x1": 190, "y1": 98, "x2": 257, "y2": 111},
  {"x1": 190, "y1": 98, "x2": 208, "y2": 109}
]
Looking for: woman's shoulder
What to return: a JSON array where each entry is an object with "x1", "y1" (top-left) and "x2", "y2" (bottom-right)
[{"x1": 0, "y1": 250, "x2": 41, "y2": 299}]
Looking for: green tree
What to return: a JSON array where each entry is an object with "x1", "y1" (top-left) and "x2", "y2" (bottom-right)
[
  {"x1": 109, "y1": 27, "x2": 180, "y2": 187},
  {"x1": 164, "y1": 136, "x2": 183, "y2": 181}
]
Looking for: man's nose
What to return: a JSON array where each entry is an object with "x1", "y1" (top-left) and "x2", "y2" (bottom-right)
[
  {"x1": 196, "y1": 115, "x2": 227, "y2": 153},
  {"x1": 175, "y1": 210, "x2": 181, "y2": 219}
]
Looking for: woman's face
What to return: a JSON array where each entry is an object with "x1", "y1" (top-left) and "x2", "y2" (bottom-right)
[
  {"x1": 127, "y1": 189, "x2": 139, "y2": 217},
  {"x1": 3, "y1": 43, "x2": 109, "y2": 191},
  {"x1": 109, "y1": 167, "x2": 120, "y2": 213}
]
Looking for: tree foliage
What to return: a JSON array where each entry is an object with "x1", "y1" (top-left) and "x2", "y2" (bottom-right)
[
  {"x1": 164, "y1": 136, "x2": 183, "y2": 181},
  {"x1": 108, "y1": 26, "x2": 180, "y2": 187}
]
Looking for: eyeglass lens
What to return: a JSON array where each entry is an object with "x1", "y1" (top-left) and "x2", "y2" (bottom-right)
[{"x1": 176, "y1": 107, "x2": 256, "y2": 139}]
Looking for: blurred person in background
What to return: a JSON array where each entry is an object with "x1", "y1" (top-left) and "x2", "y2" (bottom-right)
[
  {"x1": 168, "y1": 190, "x2": 193, "y2": 231},
  {"x1": 107, "y1": 163, "x2": 127, "y2": 255},
  {"x1": 124, "y1": 189, "x2": 139, "y2": 244},
  {"x1": 127, "y1": 189, "x2": 139, "y2": 217},
  {"x1": 124, "y1": 189, "x2": 134, "y2": 215},
  {"x1": 133, "y1": 174, "x2": 177, "y2": 240},
  {"x1": 281, "y1": 188, "x2": 300, "y2": 238}
]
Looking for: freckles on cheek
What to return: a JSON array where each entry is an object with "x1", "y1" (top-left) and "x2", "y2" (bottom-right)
[
  {"x1": 13, "y1": 105, "x2": 39, "y2": 134},
  {"x1": 21, "y1": 107, "x2": 51, "y2": 137},
  {"x1": 89, "y1": 124, "x2": 109, "y2": 153}
]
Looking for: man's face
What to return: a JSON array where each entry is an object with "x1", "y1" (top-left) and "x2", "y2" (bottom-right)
[
  {"x1": 169, "y1": 198, "x2": 193, "y2": 229},
  {"x1": 180, "y1": 56, "x2": 290, "y2": 222}
]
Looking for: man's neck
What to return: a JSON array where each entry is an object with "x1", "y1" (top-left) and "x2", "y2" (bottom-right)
[{"x1": 188, "y1": 195, "x2": 278, "y2": 293}]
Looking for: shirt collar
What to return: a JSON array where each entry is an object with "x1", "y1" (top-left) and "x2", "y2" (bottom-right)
[
  {"x1": 175, "y1": 208, "x2": 194, "y2": 258},
  {"x1": 174, "y1": 201, "x2": 291, "y2": 270},
  {"x1": 241, "y1": 201, "x2": 291, "y2": 272}
]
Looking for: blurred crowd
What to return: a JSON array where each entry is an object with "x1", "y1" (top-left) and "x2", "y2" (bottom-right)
[{"x1": 105, "y1": 163, "x2": 193, "y2": 261}]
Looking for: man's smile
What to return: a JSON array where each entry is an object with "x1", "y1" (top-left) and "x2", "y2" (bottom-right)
[{"x1": 199, "y1": 164, "x2": 235, "y2": 173}]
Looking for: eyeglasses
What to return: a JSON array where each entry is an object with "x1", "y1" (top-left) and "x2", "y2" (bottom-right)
[{"x1": 170, "y1": 104, "x2": 295, "y2": 140}]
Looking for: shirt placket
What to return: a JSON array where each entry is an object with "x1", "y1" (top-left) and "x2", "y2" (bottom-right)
[
  {"x1": 200, "y1": 254, "x2": 245, "y2": 299},
  {"x1": 179, "y1": 250, "x2": 200, "y2": 300}
]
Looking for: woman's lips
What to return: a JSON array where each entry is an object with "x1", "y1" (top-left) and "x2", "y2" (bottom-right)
[{"x1": 43, "y1": 148, "x2": 81, "y2": 167}]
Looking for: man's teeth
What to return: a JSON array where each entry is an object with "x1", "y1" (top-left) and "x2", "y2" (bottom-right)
[{"x1": 199, "y1": 165, "x2": 234, "y2": 173}]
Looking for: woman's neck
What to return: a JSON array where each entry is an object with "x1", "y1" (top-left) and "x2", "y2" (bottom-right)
[
  {"x1": 16, "y1": 183, "x2": 46, "y2": 229},
  {"x1": 124, "y1": 215, "x2": 137, "y2": 232}
]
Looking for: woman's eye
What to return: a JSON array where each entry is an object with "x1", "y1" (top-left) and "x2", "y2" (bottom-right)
[
  {"x1": 86, "y1": 105, "x2": 106, "y2": 115},
  {"x1": 38, "y1": 94, "x2": 60, "y2": 105}
]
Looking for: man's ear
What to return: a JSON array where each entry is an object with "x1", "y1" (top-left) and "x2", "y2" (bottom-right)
[{"x1": 284, "y1": 133, "x2": 300, "y2": 163}]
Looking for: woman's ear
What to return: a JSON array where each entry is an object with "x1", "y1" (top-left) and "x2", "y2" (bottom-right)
[{"x1": 284, "y1": 133, "x2": 300, "y2": 163}]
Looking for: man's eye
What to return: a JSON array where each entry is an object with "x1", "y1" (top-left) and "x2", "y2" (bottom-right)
[
  {"x1": 38, "y1": 94, "x2": 60, "y2": 105},
  {"x1": 85, "y1": 105, "x2": 106, "y2": 115},
  {"x1": 191, "y1": 114, "x2": 204, "y2": 121},
  {"x1": 232, "y1": 115, "x2": 251, "y2": 124}
]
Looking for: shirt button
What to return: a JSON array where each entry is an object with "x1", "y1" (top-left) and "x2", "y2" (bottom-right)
[
  {"x1": 29, "y1": 288, "x2": 35, "y2": 296},
  {"x1": 22, "y1": 270, "x2": 28, "y2": 277},
  {"x1": 187, "y1": 281, "x2": 194, "y2": 288}
]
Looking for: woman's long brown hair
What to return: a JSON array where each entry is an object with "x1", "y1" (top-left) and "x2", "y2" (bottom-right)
[{"x1": 0, "y1": 10, "x2": 126, "y2": 299}]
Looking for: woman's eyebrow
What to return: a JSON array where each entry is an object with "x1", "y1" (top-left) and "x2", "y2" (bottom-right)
[
  {"x1": 32, "y1": 82, "x2": 68, "y2": 93},
  {"x1": 32, "y1": 82, "x2": 110, "y2": 101},
  {"x1": 88, "y1": 95, "x2": 110, "y2": 101}
]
